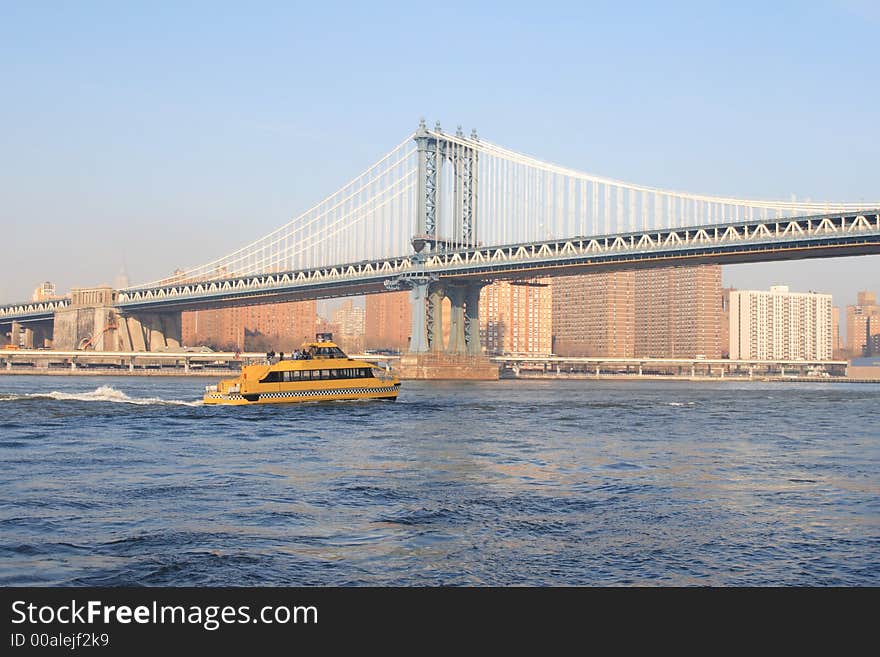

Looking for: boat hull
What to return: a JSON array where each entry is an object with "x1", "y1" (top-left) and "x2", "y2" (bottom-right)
[{"x1": 203, "y1": 383, "x2": 400, "y2": 405}]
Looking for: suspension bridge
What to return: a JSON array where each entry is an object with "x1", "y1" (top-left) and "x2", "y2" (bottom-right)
[{"x1": 2, "y1": 120, "x2": 879, "y2": 353}]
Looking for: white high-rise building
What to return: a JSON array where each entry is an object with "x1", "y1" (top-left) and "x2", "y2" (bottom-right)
[{"x1": 729, "y1": 285, "x2": 833, "y2": 361}]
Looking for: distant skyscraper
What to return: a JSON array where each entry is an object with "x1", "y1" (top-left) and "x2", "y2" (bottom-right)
[
  {"x1": 634, "y1": 265, "x2": 722, "y2": 358},
  {"x1": 332, "y1": 300, "x2": 365, "y2": 353},
  {"x1": 481, "y1": 279, "x2": 552, "y2": 355},
  {"x1": 32, "y1": 281, "x2": 58, "y2": 302},
  {"x1": 729, "y1": 285, "x2": 833, "y2": 361},
  {"x1": 365, "y1": 291, "x2": 411, "y2": 352},
  {"x1": 551, "y1": 272, "x2": 635, "y2": 357},
  {"x1": 721, "y1": 288, "x2": 734, "y2": 358},
  {"x1": 182, "y1": 300, "x2": 317, "y2": 351},
  {"x1": 845, "y1": 290, "x2": 879, "y2": 357},
  {"x1": 114, "y1": 266, "x2": 130, "y2": 290},
  {"x1": 832, "y1": 306, "x2": 841, "y2": 358},
  {"x1": 315, "y1": 316, "x2": 340, "y2": 341}
]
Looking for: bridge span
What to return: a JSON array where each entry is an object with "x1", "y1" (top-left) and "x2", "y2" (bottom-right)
[{"x1": 2, "y1": 122, "x2": 878, "y2": 353}]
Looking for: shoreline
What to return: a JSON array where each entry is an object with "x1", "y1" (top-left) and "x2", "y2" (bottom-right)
[
  {"x1": 0, "y1": 368, "x2": 877, "y2": 383},
  {"x1": 0, "y1": 368, "x2": 232, "y2": 377},
  {"x1": 503, "y1": 373, "x2": 880, "y2": 384}
]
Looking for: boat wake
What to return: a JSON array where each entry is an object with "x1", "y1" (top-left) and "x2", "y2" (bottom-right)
[{"x1": 0, "y1": 385, "x2": 202, "y2": 406}]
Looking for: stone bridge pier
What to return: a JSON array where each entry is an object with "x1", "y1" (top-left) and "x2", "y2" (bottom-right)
[
  {"x1": 50, "y1": 286, "x2": 182, "y2": 352},
  {"x1": 405, "y1": 279, "x2": 486, "y2": 355},
  {"x1": 117, "y1": 312, "x2": 182, "y2": 351},
  {"x1": 8, "y1": 320, "x2": 54, "y2": 349},
  {"x1": 396, "y1": 276, "x2": 497, "y2": 379},
  {"x1": 442, "y1": 282, "x2": 487, "y2": 356}
]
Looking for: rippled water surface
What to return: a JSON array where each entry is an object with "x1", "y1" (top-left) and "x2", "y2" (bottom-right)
[{"x1": 1, "y1": 375, "x2": 877, "y2": 586}]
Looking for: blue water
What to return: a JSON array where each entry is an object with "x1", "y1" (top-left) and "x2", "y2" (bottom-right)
[{"x1": 0, "y1": 375, "x2": 877, "y2": 586}]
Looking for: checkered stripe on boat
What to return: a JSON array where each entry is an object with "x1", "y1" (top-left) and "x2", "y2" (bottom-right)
[
  {"x1": 257, "y1": 385, "x2": 399, "y2": 399},
  {"x1": 208, "y1": 385, "x2": 398, "y2": 400}
]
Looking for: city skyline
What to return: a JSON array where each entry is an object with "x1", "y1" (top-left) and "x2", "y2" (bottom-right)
[
  {"x1": 163, "y1": 273, "x2": 876, "y2": 361},
  {"x1": 2, "y1": 2, "x2": 878, "y2": 305},
  {"x1": 16, "y1": 270, "x2": 877, "y2": 347}
]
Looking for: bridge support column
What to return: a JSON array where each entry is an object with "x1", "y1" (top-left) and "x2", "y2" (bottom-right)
[
  {"x1": 464, "y1": 282, "x2": 486, "y2": 356},
  {"x1": 31, "y1": 323, "x2": 52, "y2": 349},
  {"x1": 445, "y1": 285, "x2": 467, "y2": 355},
  {"x1": 118, "y1": 312, "x2": 182, "y2": 352},
  {"x1": 407, "y1": 281, "x2": 430, "y2": 353},
  {"x1": 427, "y1": 284, "x2": 445, "y2": 352}
]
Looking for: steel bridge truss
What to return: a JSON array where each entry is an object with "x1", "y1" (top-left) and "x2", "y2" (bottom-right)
[
  {"x1": 413, "y1": 121, "x2": 478, "y2": 253},
  {"x1": 76, "y1": 210, "x2": 879, "y2": 314}
]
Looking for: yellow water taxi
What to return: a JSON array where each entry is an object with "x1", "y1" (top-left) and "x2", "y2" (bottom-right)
[{"x1": 203, "y1": 334, "x2": 400, "y2": 405}]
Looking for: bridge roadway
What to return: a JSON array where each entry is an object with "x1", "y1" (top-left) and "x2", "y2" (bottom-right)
[{"x1": 114, "y1": 210, "x2": 880, "y2": 313}]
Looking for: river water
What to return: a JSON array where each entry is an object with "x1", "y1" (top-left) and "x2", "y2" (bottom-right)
[{"x1": 0, "y1": 375, "x2": 877, "y2": 586}]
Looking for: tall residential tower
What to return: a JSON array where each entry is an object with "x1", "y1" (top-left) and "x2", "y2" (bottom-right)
[{"x1": 729, "y1": 285, "x2": 833, "y2": 360}]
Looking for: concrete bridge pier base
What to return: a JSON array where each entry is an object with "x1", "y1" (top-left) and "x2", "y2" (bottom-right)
[
  {"x1": 464, "y1": 282, "x2": 486, "y2": 356},
  {"x1": 427, "y1": 284, "x2": 445, "y2": 352},
  {"x1": 407, "y1": 281, "x2": 430, "y2": 353},
  {"x1": 399, "y1": 279, "x2": 497, "y2": 381},
  {"x1": 445, "y1": 285, "x2": 467, "y2": 355},
  {"x1": 30, "y1": 323, "x2": 52, "y2": 348},
  {"x1": 118, "y1": 313, "x2": 182, "y2": 352}
]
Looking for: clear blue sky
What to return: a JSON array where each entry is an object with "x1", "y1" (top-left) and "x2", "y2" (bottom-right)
[{"x1": 2, "y1": 0, "x2": 877, "y2": 311}]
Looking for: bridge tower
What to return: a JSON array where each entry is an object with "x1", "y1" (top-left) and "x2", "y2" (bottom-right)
[
  {"x1": 412, "y1": 120, "x2": 478, "y2": 254},
  {"x1": 408, "y1": 121, "x2": 485, "y2": 355},
  {"x1": 398, "y1": 121, "x2": 496, "y2": 377}
]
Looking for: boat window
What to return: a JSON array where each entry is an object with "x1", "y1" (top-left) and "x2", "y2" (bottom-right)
[
  {"x1": 260, "y1": 371, "x2": 283, "y2": 383},
  {"x1": 321, "y1": 369, "x2": 331, "y2": 379}
]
